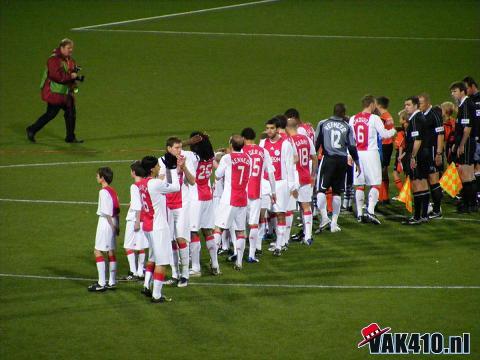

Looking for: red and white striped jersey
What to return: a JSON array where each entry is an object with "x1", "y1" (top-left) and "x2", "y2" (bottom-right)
[
  {"x1": 349, "y1": 112, "x2": 396, "y2": 151},
  {"x1": 147, "y1": 170, "x2": 181, "y2": 230},
  {"x1": 184, "y1": 150, "x2": 213, "y2": 201},
  {"x1": 260, "y1": 137, "x2": 295, "y2": 185},
  {"x1": 290, "y1": 133, "x2": 316, "y2": 185},
  {"x1": 215, "y1": 151, "x2": 251, "y2": 207},
  {"x1": 137, "y1": 178, "x2": 154, "y2": 232},
  {"x1": 243, "y1": 144, "x2": 274, "y2": 200},
  {"x1": 97, "y1": 186, "x2": 120, "y2": 218},
  {"x1": 298, "y1": 123, "x2": 315, "y2": 142}
]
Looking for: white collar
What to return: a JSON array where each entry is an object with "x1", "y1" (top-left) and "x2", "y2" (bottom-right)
[
  {"x1": 459, "y1": 96, "x2": 468, "y2": 107},
  {"x1": 408, "y1": 110, "x2": 420, "y2": 121},
  {"x1": 423, "y1": 106, "x2": 432, "y2": 115}
]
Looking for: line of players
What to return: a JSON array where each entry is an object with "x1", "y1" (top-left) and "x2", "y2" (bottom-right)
[{"x1": 88, "y1": 82, "x2": 479, "y2": 302}]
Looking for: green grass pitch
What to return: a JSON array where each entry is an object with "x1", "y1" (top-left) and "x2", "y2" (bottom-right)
[{"x1": 0, "y1": 1, "x2": 479, "y2": 359}]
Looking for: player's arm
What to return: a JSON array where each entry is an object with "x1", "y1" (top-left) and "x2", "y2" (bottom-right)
[
  {"x1": 458, "y1": 102, "x2": 473, "y2": 156},
  {"x1": 150, "y1": 169, "x2": 180, "y2": 194},
  {"x1": 215, "y1": 155, "x2": 228, "y2": 180},
  {"x1": 181, "y1": 155, "x2": 196, "y2": 185},
  {"x1": 315, "y1": 123, "x2": 324, "y2": 152},
  {"x1": 130, "y1": 185, "x2": 142, "y2": 232},
  {"x1": 346, "y1": 127, "x2": 361, "y2": 173},
  {"x1": 284, "y1": 142, "x2": 298, "y2": 192},
  {"x1": 99, "y1": 190, "x2": 117, "y2": 234},
  {"x1": 308, "y1": 138, "x2": 318, "y2": 181},
  {"x1": 432, "y1": 110, "x2": 445, "y2": 164},
  {"x1": 374, "y1": 116, "x2": 396, "y2": 139},
  {"x1": 263, "y1": 150, "x2": 276, "y2": 199}
]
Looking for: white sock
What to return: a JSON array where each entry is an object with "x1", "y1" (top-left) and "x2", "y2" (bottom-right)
[
  {"x1": 236, "y1": 234, "x2": 246, "y2": 266},
  {"x1": 230, "y1": 228, "x2": 237, "y2": 256},
  {"x1": 152, "y1": 272, "x2": 164, "y2": 299},
  {"x1": 171, "y1": 242, "x2": 179, "y2": 279},
  {"x1": 206, "y1": 235, "x2": 219, "y2": 269},
  {"x1": 178, "y1": 243, "x2": 189, "y2": 279},
  {"x1": 368, "y1": 187, "x2": 379, "y2": 214},
  {"x1": 285, "y1": 212, "x2": 293, "y2": 245},
  {"x1": 355, "y1": 189, "x2": 365, "y2": 216},
  {"x1": 248, "y1": 225, "x2": 259, "y2": 258},
  {"x1": 257, "y1": 219, "x2": 267, "y2": 250},
  {"x1": 190, "y1": 236, "x2": 201, "y2": 272},
  {"x1": 126, "y1": 250, "x2": 136, "y2": 274},
  {"x1": 332, "y1": 195, "x2": 341, "y2": 225},
  {"x1": 303, "y1": 210, "x2": 313, "y2": 240},
  {"x1": 276, "y1": 222, "x2": 286, "y2": 250},
  {"x1": 317, "y1": 192, "x2": 328, "y2": 222},
  {"x1": 95, "y1": 256, "x2": 106, "y2": 286},
  {"x1": 108, "y1": 255, "x2": 117, "y2": 286},
  {"x1": 144, "y1": 263, "x2": 154, "y2": 289},
  {"x1": 137, "y1": 250, "x2": 145, "y2": 277},
  {"x1": 221, "y1": 230, "x2": 229, "y2": 251}
]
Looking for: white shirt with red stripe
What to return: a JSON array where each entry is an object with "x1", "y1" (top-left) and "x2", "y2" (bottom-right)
[
  {"x1": 298, "y1": 122, "x2": 315, "y2": 143},
  {"x1": 147, "y1": 170, "x2": 181, "y2": 231},
  {"x1": 290, "y1": 133, "x2": 316, "y2": 186},
  {"x1": 243, "y1": 143, "x2": 275, "y2": 200},
  {"x1": 126, "y1": 184, "x2": 142, "y2": 221},
  {"x1": 259, "y1": 136, "x2": 297, "y2": 191},
  {"x1": 349, "y1": 112, "x2": 396, "y2": 151},
  {"x1": 215, "y1": 151, "x2": 251, "y2": 207},
  {"x1": 137, "y1": 178, "x2": 154, "y2": 232},
  {"x1": 184, "y1": 151, "x2": 213, "y2": 201}
]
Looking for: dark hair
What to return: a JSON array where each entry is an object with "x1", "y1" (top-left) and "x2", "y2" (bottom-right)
[
  {"x1": 376, "y1": 96, "x2": 389, "y2": 109},
  {"x1": 97, "y1": 167, "x2": 113, "y2": 184},
  {"x1": 275, "y1": 114, "x2": 287, "y2": 129},
  {"x1": 405, "y1": 96, "x2": 420, "y2": 106},
  {"x1": 463, "y1": 76, "x2": 478, "y2": 88},
  {"x1": 190, "y1": 131, "x2": 214, "y2": 161},
  {"x1": 141, "y1": 155, "x2": 158, "y2": 175},
  {"x1": 284, "y1": 108, "x2": 300, "y2": 119},
  {"x1": 166, "y1": 136, "x2": 182, "y2": 148},
  {"x1": 130, "y1": 160, "x2": 146, "y2": 177},
  {"x1": 418, "y1": 93, "x2": 431, "y2": 104},
  {"x1": 450, "y1": 81, "x2": 467, "y2": 93},
  {"x1": 333, "y1": 103, "x2": 346, "y2": 118},
  {"x1": 265, "y1": 118, "x2": 279, "y2": 127},
  {"x1": 230, "y1": 134, "x2": 245, "y2": 151},
  {"x1": 361, "y1": 95, "x2": 376, "y2": 108},
  {"x1": 241, "y1": 127, "x2": 256, "y2": 140}
]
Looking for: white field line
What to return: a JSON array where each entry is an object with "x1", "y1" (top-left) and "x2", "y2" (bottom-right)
[
  {"x1": 0, "y1": 273, "x2": 478, "y2": 289},
  {"x1": 71, "y1": 0, "x2": 280, "y2": 31},
  {"x1": 0, "y1": 159, "x2": 134, "y2": 169},
  {"x1": 72, "y1": 28, "x2": 480, "y2": 42},
  {"x1": 1, "y1": 198, "x2": 479, "y2": 223}
]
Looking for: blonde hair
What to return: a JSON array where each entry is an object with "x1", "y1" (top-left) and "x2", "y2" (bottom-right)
[
  {"x1": 59, "y1": 38, "x2": 74, "y2": 48},
  {"x1": 440, "y1": 101, "x2": 457, "y2": 120},
  {"x1": 397, "y1": 109, "x2": 408, "y2": 121}
]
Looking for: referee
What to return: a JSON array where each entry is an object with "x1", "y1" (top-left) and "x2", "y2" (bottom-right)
[{"x1": 402, "y1": 96, "x2": 430, "y2": 225}]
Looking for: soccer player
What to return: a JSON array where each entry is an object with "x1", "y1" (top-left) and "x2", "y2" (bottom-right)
[
  {"x1": 402, "y1": 96, "x2": 430, "y2": 225},
  {"x1": 260, "y1": 118, "x2": 297, "y2": 256},
  {"x1": 285, "y1": 108, "x2": 315, "y2": 142},
  {"x1": 140, "y1": 155, "x2": 181, "y2": 303},
  {"x1": 418, "y1": 94, "x2": 445, "y2": 218},
  {"x1": 316, "y1": 103, "x2": 360, "y2": 232},
  {"x1": 463, "y1": 76, "x2": 480, "y2": 203},
  {"x1": 123, "y1": 161, "x2": 148, "y2": 281},
  {"x1": 241, "y1": 127, "x2": 276, "y2": 263},
  {"x1": 88, "y1": 167, "x2": 120, "y2": 292},
  {"x1": 349, "y1": 95, "x2": 396, "y2": 224},
  {"x1": 188, "y1": 132, "x2": 221, "y2": 276},
  {"x1": 214, "y1": 135, "x2": 251, "y2": 269},
  {"x1": 161, "y1": 137, "x2": 196, "y2": 288},
  {"x1": 450, "y1": 82, "x2": 478, "y2": 212},
  {"x1": 285, "y1": 119, "x2": 317, "y2": 243},
  {"x1": 376, "y1": 96, "x2": 395, "y2": 204}
]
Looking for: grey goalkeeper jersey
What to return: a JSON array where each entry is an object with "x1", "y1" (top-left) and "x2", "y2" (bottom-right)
[{"x1": 316, "y1": 116, "x2": 356, "y2": 157}]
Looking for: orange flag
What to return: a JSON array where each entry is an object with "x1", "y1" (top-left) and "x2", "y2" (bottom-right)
[
  {"x1": 398, "y1": 176, "x2": 413, "y2": 213},
  {"x1": 440, "y1": 162, "x2": 463, "y2": 197}
]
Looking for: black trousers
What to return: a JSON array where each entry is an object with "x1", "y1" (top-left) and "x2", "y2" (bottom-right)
[{"x1": 28, "y1": 98, "x2": 76, "y2": 141}]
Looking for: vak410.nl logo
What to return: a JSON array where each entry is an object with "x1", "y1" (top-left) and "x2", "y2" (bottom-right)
[{"x1": 357, "y1": 323, "x2": 470, "y2": 355}]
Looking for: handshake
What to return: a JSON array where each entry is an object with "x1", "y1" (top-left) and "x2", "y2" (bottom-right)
[{"x1": 161, "y1": 152, "x2": 186, "y2": 170}]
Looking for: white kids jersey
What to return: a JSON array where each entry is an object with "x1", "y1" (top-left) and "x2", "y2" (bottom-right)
[
  {"x1": 97, "y1": 188, "x2": 116, "y2": 217},
  {"x1": 243, "y1": 143, "x2": 276, "y2": 200},
  {"x1": 215, "y1": 151, "x2": 251, "y2": 207},
  {"x1": 349, "y1": 112, "x2": 396, "y2": 151},
  {"x1": 147, "y1": 170, "x2": 181, "y2": 230},
  {"x1": 259, "y1": 137, "x2": 297, "y2": 191},
  {"x1": 126, "y1": 184, "x2": 142, "y2": 221}
]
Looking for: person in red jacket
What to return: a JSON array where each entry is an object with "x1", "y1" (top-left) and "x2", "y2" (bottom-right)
[{"x1": 26, "y1": 38, "x2": 83, "y2": 143}]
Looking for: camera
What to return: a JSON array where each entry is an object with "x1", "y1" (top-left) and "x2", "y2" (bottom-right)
[{"x1": 73, "y1": 65, "x2": 85, "y2": 82}]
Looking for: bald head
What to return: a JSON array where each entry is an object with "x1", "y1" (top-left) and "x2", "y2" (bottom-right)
[{"x1": 230, "y1": 134, "x2": 245, "y2": 151}]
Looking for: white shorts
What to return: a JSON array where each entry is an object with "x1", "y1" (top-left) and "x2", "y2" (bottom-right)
[
  {"x1": 95, "y1": 217, "x2": 116, "y2": 252},
  {"x1": 215, "y1": 202, "x2": 247, "y2": 231},
  {"x1": 123, "y1": 221, "x2": 149, "y2": 250},
  {"x1": 150, "y1": 228, "x2": 173, "y2": 265},
  {"x1": 190, "y1": 199, "x2": 214, "y2": 231},
  {"x1": 247, "y1": 198, "x2": 261, "y2": 225},
  {"x1": 298, "y1": 184, "x2": 313, "y2": 203},
  {"x1": 272, "y1": 180, "x2": 289, "y2": 213},
  {"x1": 144, "y1": 232, "x2": 154, "y2": 262},
  {"x1": 168, "y1": 207, "x2": 190, "y2": 242},
  {"x1": 288, "y1": 194, "x2": 297, "y2": 211},
  {"x1": 354, "y1": 150, "x2": 382, "y2": 186}
]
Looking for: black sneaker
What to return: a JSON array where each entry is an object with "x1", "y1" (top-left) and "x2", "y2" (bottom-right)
[
  {"x1": 106, "y1": 283, "x2": 117, "y2": 290},
  {"x1": 402, "y1": 217, "x2": 422, "y2": 225},
  {"x1": 177, "y1": 277, "x2": 188, "y2": 288},
  {"x1": 26, "y1": 127, "x2": 36, "y2": 143},
  {"x1": 88, "y1": 282, "x2": 106, "y2": 292},
  {"x1": 217, "y1": 248, "x2": 228, "y2": 255},
  {"x1": 227, "y1": 254, "x2": 237, "y2": 262},
  {"x1": 164, "y1": 278, "x2": 178, "y2": 286},
  {"x1": 141, "y1": 287, "x2": 152, "y2": 297},
  {"x1": 65, "y1": 137, "x2": 84, "y2": 143},
  {"x1": 273, "y1": 249, "x2": 282, "y2": 257},
  {"x1": 429, "y1": 211, "x2": 443, "y2": 219},
  {"x1": 281, "y1": 245, "x2": 288, "y2": 252},
  {"x1": 290, "y1": 231, "x2": 304, "y2": 242},
  {"x1": 365, "y1": 212, "x2": 381, "y2": 225},
  {"x1": 255, "y1": 249, "x2": 263, "y2": 257},
  {"x1": 151, "y1": 295, "x2": 172, "y2": 303},
  {"x1": 122, "y1": 272, "x2": 138, "y2": 281}
]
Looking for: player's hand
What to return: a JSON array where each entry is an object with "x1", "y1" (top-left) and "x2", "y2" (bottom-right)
[
  {"x1": 310, "y1": 176, "x2": 315, "y2": 185},
  {"x1": 398, "y1": 152, "x2": 405, "y2": 161},
  {"x1": 270, "y1": 193, "x2": 277, "y2": 204},
  {"x1": 70, "y1": 72, "x2": 78, "y2": 79},
  {"x1": 134, "y1": 221, "x2": 140, "y2": 232},
  {"x1": 435, "y1": 154, "x2": 442, "y2": 167},
  {"x1": 291, "y1": 189, "x2": 299, "y2": 199},
  {"x1": 184, "y1": 134, "x2": 202, "y2": 146},
  {"x1": 410, "y1": 157, "x2": 417, "y2": 169},
  {"x1": 457, "y1": 146, "x2": 464, "y2": 157},
  {"x1": 354, "y1": 161, "x2": 362, "y2": 177},
  {"x1": 177, "y1": 155, "x2": 186, "y2": 169}
]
